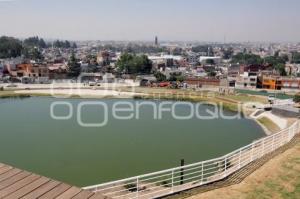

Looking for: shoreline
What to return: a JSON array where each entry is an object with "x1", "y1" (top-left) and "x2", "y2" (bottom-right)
[
  {"x1": 1, "y1": 88, "x2": 292, "y2": 136},
  {"x1": 0, "y1": 88, "x2": 241, "y2": 112}
]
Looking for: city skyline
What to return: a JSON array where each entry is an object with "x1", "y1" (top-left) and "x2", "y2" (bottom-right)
[{"x1": 0, "y1": 0, "x2": 300, "y2": 42}]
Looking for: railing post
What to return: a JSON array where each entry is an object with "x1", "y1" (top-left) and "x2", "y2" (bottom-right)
[
  {"x1": 171, "y1": 169, "x2": 174, "y2": 193},
  {"x1": 280, "y1": 132, "x2": 283, "y2": 146},
  {"x1": 251, "y1": 143, "x2": 254, "y2": 162},
  {"x1": 293, "y1": 124, "x2": 296, "y2": 137},
  {"x1": 272, "y1": 135, "x2": 275, "y2": 151},
  {"x1": 288, "y1": 127, "x2": 292, "y2": 142},
  {"x1": 136, "y1": 177, "x2": 139, "y2": 199},
  {"x1": 201, "y1": 162, "x2": 204, "y2": 184},
  {"x1": 238, "y1": 149, "x2": 242, "y2": 169},
  {"x1": 261, "y1": 139, "x2": 265, "y2": 157},
  {"x1": 180, "y1": 159, "x2": 185, "y2": 185},
  {"x1": 224, "y1": 156, "x2": 227, "y2": 177}
]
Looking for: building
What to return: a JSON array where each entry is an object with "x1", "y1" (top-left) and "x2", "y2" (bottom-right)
[
  {"x1": 9, "y1": 64, "x2": 33, "y2": 78},
  {"x1": 102, "y1": 73, "x2": 115, "y2": 83},
  {"x1": 235, "y1": 72, "x2": 258, "y2": 89},
  {"x1": 149, "y1": 55, "x2": 183, "y2": 68},
  {"x1": 281, "y1": 78, "x2": 300, "y2": 90},
  {"x1": 261, "y1": 76, "x2": 282, "y2": 90},
  {"x1": 97, "y1": 51, "x2": 111, "y2": 66},
  {"x1": 32, "y1": 64, "x2": 49, "y2": 78},
  {"x1": 155, "y1": 36, "x2": 158, "y2": 46},
  {"x1": 186, "y1": 52, "x2": 199, "y2": 66},
  {"x1": 80, "y1": 73, "x2": 103, "y2": 82},
  {"x1": 48, "y1": 63, "x2": 68, "y2": 79}
]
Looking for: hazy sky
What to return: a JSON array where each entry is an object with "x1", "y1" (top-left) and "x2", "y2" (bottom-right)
[{"x1": 0, "y1": 0, "x2": 299, "y2": 42}]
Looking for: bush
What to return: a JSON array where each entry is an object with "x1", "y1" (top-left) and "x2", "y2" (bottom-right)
[
  {"x1": 293, "y1": 93, "x2": 300, "y2": 103},
  {"x1": 154, "y1": 71, "x2": 166, "y2": 82}
]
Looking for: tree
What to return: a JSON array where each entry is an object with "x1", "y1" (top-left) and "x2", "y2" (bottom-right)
[
  {"x1": 275, "y1": 63, "x2": 287, "y2": 76},
  {"x1": 116, "y1": 53, "x2": 134, "y2": 73},
  {"x1": 169, "y1": 72, "x2": 184, "y2": 82},
  {"x1": 72, "y1": 42, "x2": 77, "y2": 49},
  {"x1": 136, "y1": 54, "x2": 152, "y2": 74},
  {"x1": 39, "y1": 38, "x2": 47, "y2": 48},
  {"x1": 64, "y1": 40, "x2": 71, "y2": 48},
  {"x1": 222, "y1": 47, "x2": 234, "y2": 59},
  {"x1": 264, "y1": 56, "x2": 286, "y2": 66},
  {"x1": 205, "y1": 67, "x2": 217, "y2": 77},
  {"x1": 116, "y1": 53, "x2": 152, "y2": 74},
  {"x1": 53, "y1": 40, "x2": 62, "y2": 48},
  {"x1": 0, "y1": 36, "x2": 23, "y2": 58},
  {"x1": 22, "y1": 47, "x2": 43, "y2": 61},
  {"x1": 67, "y1": 52, "x2": 81, "y2": 77},
  {"x1": 23, "y1": 36, "x2": 47, "y2": 48},
  {"x1": 292, "y1": 52, "x2": 300, "y2": 64},
  {"x1": 231, "y1": 53, "x2": 263, "y2": 65},
  {"x1": 264, "y1": 56, "x2": 288, "y2": 75},
  {"x1": 192, "y1": 45, "x2": 214, "y2": 56},
  {"x1": 293, "y1": 93, "x2": 300, "y2": 103},
  {"x1": 154, "y1": 71, "x2": 167, "y2": 82},
  {"x1": 53, "y1": 40, "x2": 73, "y2": 48}
]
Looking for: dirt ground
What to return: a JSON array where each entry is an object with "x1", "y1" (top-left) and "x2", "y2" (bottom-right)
[{"x1": 187, "y1": 141, "x2": 300, "y2": 199}]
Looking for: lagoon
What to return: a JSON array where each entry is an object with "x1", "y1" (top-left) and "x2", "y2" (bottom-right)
[{"x1": 0, "y1": 97, "x2": 265, "y2": 187}]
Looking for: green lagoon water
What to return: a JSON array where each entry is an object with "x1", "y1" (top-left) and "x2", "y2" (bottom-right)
[{"x1": 0, "y1": 97, "x2": 265, "y2": 187}]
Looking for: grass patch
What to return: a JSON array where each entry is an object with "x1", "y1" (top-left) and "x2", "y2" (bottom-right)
[
  {"x1": 257, "y1": 117, "x2": 281, "y2": 133},
  {"x1": 220, "y1": 93, "x2": 268, "y2": 104},
  {"x1": 0, "y1": 90, "x2": 82, "y2": 99}
]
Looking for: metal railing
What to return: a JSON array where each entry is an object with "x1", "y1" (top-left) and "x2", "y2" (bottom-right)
[{"x1": 83, "y1": 121, "x2": 300, "y2": 199}]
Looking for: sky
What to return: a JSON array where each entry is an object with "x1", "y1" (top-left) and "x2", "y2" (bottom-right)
[{"x1": 0, "y1": 0, "x2": 300, "y2": 42}]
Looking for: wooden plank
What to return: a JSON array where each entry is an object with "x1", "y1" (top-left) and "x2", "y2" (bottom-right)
[
  {"x1": 0, "y1": 174, "x2": 40, "y2": 198},
  {"x1": 88, "y1": 193, "x2": 106, "y2": 199},
  {"x1": 0, "y1": 166, "x2": 13, "y2": 175},
  {"x1": 55, "y1": 186, "x2": 82, "y2": 199},
  {"x1": 72, "y1": 190, "x2": 94, "y2": 199},
  {"x1": 4, "y1": 176, "x2": 50, "y2": 199},
  {"x1": 21, "y1": 181, "x2": 61, "y2": 199},
  {"x1": 0, "y1": 168, "x2": 22, "y2": 183},
  {"x1": 38, "y1": 183, "x2": 71, "y2": 199},
  {"x1": 0, "y1": 171, "x2": 31, "y2": 190},
  {"x1": 0, "y1": 163, "x2": 100, "y2": 199}
]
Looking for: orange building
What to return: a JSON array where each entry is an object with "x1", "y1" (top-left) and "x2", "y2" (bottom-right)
[
  {"x1": 8, "y1": 64, "x2": 33, "y2": 77},
  {"x1": 262, "y1": 76, "x2": 282, "y2": 90}
]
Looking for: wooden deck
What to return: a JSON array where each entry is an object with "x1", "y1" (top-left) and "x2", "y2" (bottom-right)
[{"x1": 0, "y1": 163, "x2": 106, "y2": 199}]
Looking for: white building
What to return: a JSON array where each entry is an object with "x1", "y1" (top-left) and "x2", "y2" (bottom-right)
[
  {"x1": 148, "y1": 55, "x2": 183, "y2": 67},
  {"x1": 235, "y1": 72, "x2": 257, "y2": 89}
]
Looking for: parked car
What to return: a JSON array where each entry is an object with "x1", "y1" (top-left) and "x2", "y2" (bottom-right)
[
  {"x1": 158, "y1": 82, "x2": 170, "y2": 87},
  {"x1": 89, "y1": 81, "x2": 96, "y2": 86},
  {"x1": 6, "y1": 84, "x2": 17, "y2": 88}
]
